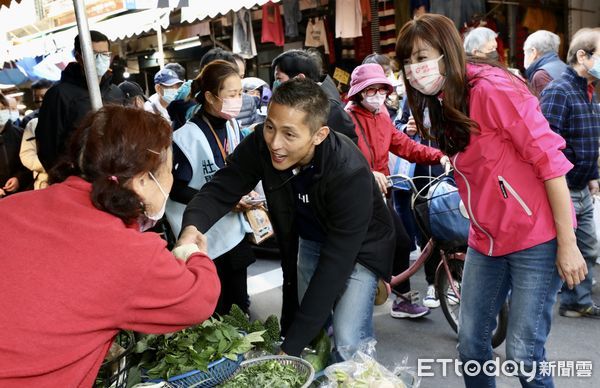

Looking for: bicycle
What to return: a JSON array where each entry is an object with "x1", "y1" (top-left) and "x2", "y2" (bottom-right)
[{"x1": 384, "y1": 172, "x2": 508, "y2": 349}]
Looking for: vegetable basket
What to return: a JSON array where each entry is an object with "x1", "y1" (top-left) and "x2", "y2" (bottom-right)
[
  {"x1": 227, "y1": 355, "x2": 315, "y2": 388},
  {"x1": 95, "y1": 331, "x2": 135, "y2": 388},
  {"x1": 145, "y1": 354, "x2": 243, "y2": 388}
]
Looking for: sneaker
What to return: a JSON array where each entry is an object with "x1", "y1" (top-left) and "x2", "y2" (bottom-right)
[
  {"x1": 447, "y1": 281, "x2": 459, "y2": 306},
  {"x1": 559, "y1": 304, "x2": 600, "y2": 318},
  {"x1": 423, "y1": 285, "x2": 440, "y2": 309},
  {"x1": 390, "y1": 294, "x2": 430, "y2": 319}
]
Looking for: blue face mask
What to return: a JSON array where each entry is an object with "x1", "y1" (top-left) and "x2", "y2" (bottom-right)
[
  {"x1": 272, "y1": 80, "x2": 282, "y2": 90},
  {"x1": 161, "y1": 88, "x2": 178, "y2": 104},
  {"x1": 587, "y1": 54, "x2": 600, "y2": 80}
]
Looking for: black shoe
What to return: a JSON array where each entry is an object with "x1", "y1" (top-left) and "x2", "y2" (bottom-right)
[{"x1": 559, "y1": 303, "x2": 600, "y2": 318}]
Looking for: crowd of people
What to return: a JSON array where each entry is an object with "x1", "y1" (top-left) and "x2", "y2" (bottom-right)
[{"x1": 0, "y1": 14, "x2": 599, "y2": 388}]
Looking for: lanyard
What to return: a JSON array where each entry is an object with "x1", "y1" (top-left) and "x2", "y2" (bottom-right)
[{"x1": 201, "y1": 115, "x2": 228, "y2": 162}]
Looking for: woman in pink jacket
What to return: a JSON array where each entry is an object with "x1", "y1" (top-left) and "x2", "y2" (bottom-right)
[
  {"x1": 396, "y1": 14, "x2": 587, "y2": 387},
  {"x1": 345, "y1": 63, "x2": 448, "y2": 319}
]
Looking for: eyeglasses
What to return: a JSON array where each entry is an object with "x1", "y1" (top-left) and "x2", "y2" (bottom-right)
[{"x1": 364, "y1": 87, "x2": 389, "y2": 97}]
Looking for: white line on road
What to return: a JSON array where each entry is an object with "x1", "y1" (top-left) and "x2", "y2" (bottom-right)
[{"x1": 248, "y1": 268, "x2": 283, "y2": 296}]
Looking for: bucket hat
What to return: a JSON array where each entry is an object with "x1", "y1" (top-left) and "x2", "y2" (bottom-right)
[{"x1": 347, "y1": 63, "x2": 393, "y2": 98}]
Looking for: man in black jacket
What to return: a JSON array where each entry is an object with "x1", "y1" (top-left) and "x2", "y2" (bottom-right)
[
  {"x1": 271, "y1": 50, "x2": 358, "y2": 144},
  {"x1": 36, "y1": 31, "x2": 124, "y2": 171},
  {"x1": 180, "y1": 79, "x2": 395, "y2": 358}
]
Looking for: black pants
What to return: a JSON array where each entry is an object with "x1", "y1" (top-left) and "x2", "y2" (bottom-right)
[
  {"x1": 388, "y1": 200, "x2": 412, "y2": 295},
  {"x1": 213, "y1": 238, "x2": 255, "y2": 316}
]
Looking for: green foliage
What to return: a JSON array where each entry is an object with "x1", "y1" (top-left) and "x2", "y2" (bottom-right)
[
  {"x1": 221, "y1": 305, "x2": 281, "y2": 353},
  {"x1": 134, "y1": 318, "x2": 264, "y2": 381},
  {"x1": 219, "y1": 360, "x2": 307, "y2": 388}
]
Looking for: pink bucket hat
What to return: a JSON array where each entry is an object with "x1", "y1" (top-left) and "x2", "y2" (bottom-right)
[{"x1": 347, "y1": 63, "x2": 393, "y2": 98}]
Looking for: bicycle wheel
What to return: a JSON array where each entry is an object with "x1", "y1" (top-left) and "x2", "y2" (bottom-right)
[{"x1": 436, "y1": 257, "x2": 463, "y2": 333}]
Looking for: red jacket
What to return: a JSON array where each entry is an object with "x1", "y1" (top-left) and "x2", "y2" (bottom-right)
[
  {"x1": 452, "y1": 64, "x2": 574, "y2": 256},
  {"x1": 0, "y1": 177, "x2": 220, "y2": 387},
  {"x1": 345, "y1": 102, "x2": 443, "y2": 176}
]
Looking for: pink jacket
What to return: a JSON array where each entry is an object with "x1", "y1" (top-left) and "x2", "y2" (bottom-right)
[{"x1": 452, "y1": 64, "x2": 574, "y2": 256}]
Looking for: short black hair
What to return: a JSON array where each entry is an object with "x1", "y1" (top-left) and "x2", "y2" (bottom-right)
[
  {"x1": 199, "y1": 47, "x2": 238, "y2": 71},
  {"x1": 165, "y1": 63, "x2": 186, "y2": 80},
  {"x1": 269, "y1": 78, "x2": 330, "y2": 133},
  {"x1": 31, "y1": 79, "x2": 54, "y2": 90},
  {"x1": 271, "y1": 50, "x2": 320, "y2": 81},
  {"x1": 74, "y1": 30, "x2": 110, "y2": 54},
  {"x1": 0, "y1": 92, "x2": 8, "y2": 108}
]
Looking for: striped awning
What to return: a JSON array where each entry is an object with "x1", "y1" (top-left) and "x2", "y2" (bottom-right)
[{"x1": 0, "y1": 0, "x2": 21, "y2": 9}]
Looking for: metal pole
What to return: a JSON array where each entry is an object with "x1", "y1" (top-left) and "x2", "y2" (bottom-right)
[
  {"x1": 156, "y1": 16, "x2": 165, "y2": 69},
  {"x1": 72, "y1": 0, "x2": 103, "y2": 111}
]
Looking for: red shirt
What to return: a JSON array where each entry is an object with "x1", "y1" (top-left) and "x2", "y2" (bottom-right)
[
  {"x1": 0, "y1": 177, "x2": 220, "y2": 387},
  {"x1": 345, "y1": 102, "x2": 443, "y2": 176}
]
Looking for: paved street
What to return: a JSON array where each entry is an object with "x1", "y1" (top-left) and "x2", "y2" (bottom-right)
[{"x1": 247, "y1": 253, "x2": 600, "y2": 388}]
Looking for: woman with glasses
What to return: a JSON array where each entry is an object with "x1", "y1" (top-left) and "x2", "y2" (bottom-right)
[{"x1": 345, "y1": 63, "x2": 449, "y2": 318}]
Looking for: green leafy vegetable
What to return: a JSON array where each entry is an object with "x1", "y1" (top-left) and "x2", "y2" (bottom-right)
[
  {"x1": 219, "y1": 360, "x2": 307, "y2": 388},
  {"x1": 221, "y1": 304, "x2": 281, "y2": 353},
  {"x1": 134, "y1": 318, "x2": 264, "y2": 380}
]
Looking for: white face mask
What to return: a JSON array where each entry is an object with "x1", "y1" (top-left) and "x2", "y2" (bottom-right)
[
  {"x1": 139, "y1": 171, "x2": 169, "y2": 232},
  {"x1": 10, "y1": 110, "x2": 19, "y2": 122},
  {"x1": 161, "y1": 88, "x2": 178, "y2": 104},
  {"x1": 404, "y1": 55, "x2": 446, "y2": 96},
  {"x1": 0, "y1": 109, "x2": 10, "y2": 126},
  {"x1": 361, "y1": 93, "x2": 387, "y2": 112},
  {"x1": 94, "y1": 54, "x2": 110, "y2": 77}
]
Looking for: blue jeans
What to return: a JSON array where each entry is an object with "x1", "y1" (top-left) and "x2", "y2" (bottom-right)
[
  {"x1": 458, "y1": 239, "x2": 562, "y2": 388},
  {"x1": 560, "y1": 187, "x2": 598, "y2": 308},
  {"x1": 297, "y1": 238, "x2": 377, "y2": 360}
]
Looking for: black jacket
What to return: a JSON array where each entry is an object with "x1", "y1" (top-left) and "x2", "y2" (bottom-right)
[
  {"x1": 0, "y1": 120, "x2": 32, "y2": 192},
  {"x1": 317, "y1": 74, "x2": 358, "y2": 143},
  {"x1": 182, "y1": 126, "x2": 395, "y2": 356},
  {"x1": 36, "y1": 62, "x2": 124, "y2": 171}
]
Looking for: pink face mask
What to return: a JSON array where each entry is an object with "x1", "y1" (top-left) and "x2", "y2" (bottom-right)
[
  {"x1": 404, "y1": 55, "x2": 446, "y2": 96},
  {"x1": 219, "y1": 97, "x2": 243, "y2": 119}
]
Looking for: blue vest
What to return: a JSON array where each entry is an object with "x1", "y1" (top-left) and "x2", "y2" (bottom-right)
[
  {"x1": 539, "y1": 60, "x2": 567, "y2": 81},
  {"x1": 165, "y1": 119, "x2": 251, "y2": 259}
]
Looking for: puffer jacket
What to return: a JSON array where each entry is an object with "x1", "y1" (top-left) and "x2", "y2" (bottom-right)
[
  {"x1": 452, "y1": 64, "x2": 574, "y2": 256},
  {"x1": 345, "y1": 102, "x2": 443, "y2": 175}
]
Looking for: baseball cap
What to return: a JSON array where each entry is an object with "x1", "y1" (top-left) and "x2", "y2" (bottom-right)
[
  {"x1": 154, "y1": 68, "x2": 183, "y2": 86},
  {"x1": 118, "y1": 81, "x2": 148, "y2": 102}
]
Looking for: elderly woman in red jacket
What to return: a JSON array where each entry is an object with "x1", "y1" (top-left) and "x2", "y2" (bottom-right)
[
  {"x1": 0, "y1": 106, "x2": 220, "y2": 387},
  {"x1": 345, "y1": 63, "x2": 449, "y2": 319}
]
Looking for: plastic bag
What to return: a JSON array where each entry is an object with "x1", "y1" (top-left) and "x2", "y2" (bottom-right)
[{"x1": 320, "y1": 340, "x2": 421, "y2": 387}]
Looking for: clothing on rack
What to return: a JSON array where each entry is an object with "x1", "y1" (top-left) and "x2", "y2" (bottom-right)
[
  {"x1": 262, "y1": 1, "x2": 285, "y2": 46},
  {"x1": 282, "y1": 0, "x2": 302, "y2": 38},
  {"x1": 233, "y1": 8, "x2": 257, "y2": 58},
  {"x1": 305, "y1": 17, "x2": 330, "y2": 54},
  {"x1": 335, "y1": 0, "x2": 363, "y2": 38}
]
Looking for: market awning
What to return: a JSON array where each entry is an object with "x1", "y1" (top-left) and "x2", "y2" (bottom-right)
[
  {"x1": 180, "y1": 0, "x2": 279, "y2": 24},
  {"x1": 4, "y1": 8, "x2": 170, "y2": 61},
  {"x1": 0, "y1": 0, "x2": 21, "y2": 9},
  {"x1": 91, "y1": 8, "x2": 170, "y2": 41}
]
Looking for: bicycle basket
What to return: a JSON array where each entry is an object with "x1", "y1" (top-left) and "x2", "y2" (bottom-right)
[
  {"x1": 414, "y1": 176, "x2": 469, "y2": 249},
  {"x1": 95, "y1": 331, "x2": 135, "y2": 388}
]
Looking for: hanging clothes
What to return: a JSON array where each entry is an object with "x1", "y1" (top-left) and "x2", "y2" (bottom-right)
[
  {"x1": 335, "y1": 0, "x2": 363, "y2": 38},
  {"x1": 305, "y1": 17, "x2": 330, "y2": 54},
  {"x1": 378, "y1": 0, "x2": 396, "y2": 56},
  {"x1": 282, "y1": 0, "x2": 302, "y2": 38},
  {"x1": 262, "y1": 1, "x2": 285, "y2": 46},
  {"x1": 233, "y1": 9, "x2": 257, "y2": 59}
]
